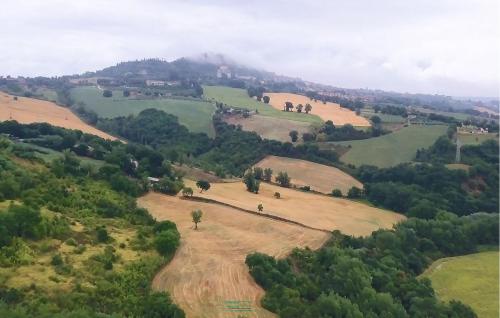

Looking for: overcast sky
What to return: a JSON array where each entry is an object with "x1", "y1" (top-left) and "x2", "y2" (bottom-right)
[{"x1": 1, "y1": 0, "x2": 499, "y2": 97}]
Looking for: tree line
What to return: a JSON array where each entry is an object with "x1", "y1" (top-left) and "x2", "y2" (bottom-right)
[{"x1": 246, "y1": 212, "x2": 498, "y2": 317}]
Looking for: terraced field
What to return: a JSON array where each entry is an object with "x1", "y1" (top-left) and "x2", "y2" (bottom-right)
[
  {"x1": 0, "y1": 92, "x2": 117, "y2": 140},
  {"x1": 254, "y1": 155, "x2": 362, "y2": 194},
  {"x1": 71, "y1": 86, "x2": 216, "y2": 136}
]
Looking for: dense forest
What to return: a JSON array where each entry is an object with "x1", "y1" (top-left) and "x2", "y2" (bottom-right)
[
  {"x1": 0, "y1": 136, "x2": 185, "y2": 317},
  {"x1": 353, "y1": 137, "x2": 499, "y2": 216},
  {"x1": 95, "y1": 109, "x2": 339, "y2": 176},
  {"x1": 246, "y1": 213, "x2": 498, "y2": 317}
]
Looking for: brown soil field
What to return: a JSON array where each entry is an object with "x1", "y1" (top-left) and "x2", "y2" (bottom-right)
[
  {"x1": 265, "y1": 93, "x2": 371, "y2": 127},
  {"x1": 255, "y1": 155, "x2": 362, "y2": 194},
  {"x1": 0, "y1": 93, "x2": 117, "y2": 140},
  {"x1": 224, "y1": 114, "x2": 313, "y2": 142},
  {"x1": 139, "y1": 193, "x2": 329, "y2": 318},
  {"x1": 184, "y1": 180, "x2": 405, "y2": 236}
]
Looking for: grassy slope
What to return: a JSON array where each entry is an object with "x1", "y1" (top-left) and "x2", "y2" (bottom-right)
[
  {"x1": 415, "y1": 107, "x2": 472, "y2": 121},
  {"x1": 361, "y1": 107, "x2": 406, "y2": 123},
  {"x1": 203, "y1": 85, "x2": 322, "y2": 124},
  {"x1": 420, "y1": 251, "x2": 499, "y2": 318},
  {"x1": 71, "y1": 87, "x2": 216, "y2": 137},
  {"x1": 459, "y1": 133, "x2": 498, "y2": 146},
  {"x1": 333, "y1": 125, "x2": 448, "y2": 168},
  {"x1": 18, "y1": 142, "x2": 105, "y2": 168}
]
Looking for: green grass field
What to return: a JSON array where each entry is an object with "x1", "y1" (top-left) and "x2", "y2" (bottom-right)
[
  {"x1": 415, "y1": 107, "x2": 472, "y2": 121},
  {"x1": 332, "y1": 125, "x2": 447, "y2": 167},
  {"x1": 459, "y1": 133, "x2": 498, "y2": 145},
  {"x1": 421, "y1": 251, "x2": 499, "y2": 318},
  {"x1": 71, "y1": 87, "x2": 216, "y2": 137},
  {"x1": 361, "y1": 107, "x2": 406, "y2": 123},
  {"x1": 203, "y1": 85, "x2": 322, "y2": 124},
  {"x1": 18, "y1": 142, "x2": 105, "y2": 168},
  {"x1": 36, "y1": 88, "x2": 58, "y2": 103}
]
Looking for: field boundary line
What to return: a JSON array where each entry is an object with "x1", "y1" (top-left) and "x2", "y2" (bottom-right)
[{"x1": 182, "y1": 195, "x2": 331, "y2": 233}]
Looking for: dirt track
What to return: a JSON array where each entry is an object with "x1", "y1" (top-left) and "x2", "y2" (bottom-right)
[{"x1": 0, "y1": 93, "x2": 117, "y2": 140}]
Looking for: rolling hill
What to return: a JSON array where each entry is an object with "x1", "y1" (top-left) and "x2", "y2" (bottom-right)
[{"x1": 326, "y1": 125, "x2": 448, "y2": 168}]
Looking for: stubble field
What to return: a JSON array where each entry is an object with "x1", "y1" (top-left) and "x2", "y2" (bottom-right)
[
  {"x1": 254, "y1": 155, "x2": 363, "y2": 194},
  {"x1": 0, "y1": 93, "x2": 117, "y2": 140},
  {"x1": 139, "y1": 193, "x2": 329, "y2": 318},
  {"x1": 265, "y1": 92, "x2": 371, "y2": 127}
]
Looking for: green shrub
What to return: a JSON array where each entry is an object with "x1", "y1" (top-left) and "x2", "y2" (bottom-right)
[
  {"x1": 96, "y1": 227, "x2": 110, "y2": 243},
  {"x1": 331, "y1": 189, "x2": 343, "y2": 197},
  {"x1": 51, "y1": 254, "x2": 63, "y2": 266},
  {"x1": 154, "y1": 230, "x2": 180, "y2": 258}
]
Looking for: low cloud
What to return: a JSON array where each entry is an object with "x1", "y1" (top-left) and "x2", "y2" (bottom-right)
[{"x1": 0, "y1": 0, "x2": 498, "y2": 97}]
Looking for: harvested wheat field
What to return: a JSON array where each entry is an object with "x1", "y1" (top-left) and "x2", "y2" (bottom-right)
[
  {"x1": 225, "y1": 114, "x2": 313, "y2": 142},
  {"x1": 184, "y1": 180, "x2": 404, "y2": 235},
  {"x1": 139, "y1": 192, "x2": 329, "y2": 318},
  {"x1": 0, "y1": 93, "x2": 117, "y2": 140},
  {"x1": 265, "y1": 92, "x2": 371, "y2": 127},
  {"x1": 255, "y1": 155, "x2": 362, "y2": 194}
]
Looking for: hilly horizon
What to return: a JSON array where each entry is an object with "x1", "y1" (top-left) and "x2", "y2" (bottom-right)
[{"x1": 0, "y1": 2, "x2": 498, "y2": 318}]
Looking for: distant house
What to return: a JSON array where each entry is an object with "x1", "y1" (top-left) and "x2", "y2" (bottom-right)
[
  {"x1": 166, "y1": 80, "x2": 181, "y2": 86},
  {"x1": 147, "y1": 177, "x2": 160, "y2": 183},
  {"x1": 146, "y1": 80, "x2": 165, "y2": 87},
  {"x1": 216, "y1": 66, "x2": 232, "y2": 79}
]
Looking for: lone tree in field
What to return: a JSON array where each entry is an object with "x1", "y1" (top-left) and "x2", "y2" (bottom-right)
[
  {"x1": 257, "y1": 204, "x2": 263, "y2": 212},
  {"x1": 191, "y1": 209, "x2": 203, "y2": 230},
  {"x1": 263, "y1": 168, "x2": 273, "y2": 182},
  {"x1": 296, "y1": 104, "x2": 303, "y2": 113},
  {"x1": 263, "y1": 96, "x2": 270, "y2": 104},
  {"x1": 103, "y1": 90, "x2": 113, "y2": 98},
  {"x1": 182, "y1": 187, "x2": 193, "y2": 197},
  {"x1": 123, "y1": 90, "x2": 131, "y2": 97},
  {"x1": 276, "y1": 171, "x2": 291, "y2": 187},
  {"x1": 289, "y1": 130, "x2": 299, "y2": 142},
  {"x1": 274, "y1": 192, "x2": 281, "y2": 199},
  {"x1": 305, "y1": 103, "x2": 312, "y2": 114},
  {"x1": 196, "y1": 180, "x2": 211, "y2": 193}
]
